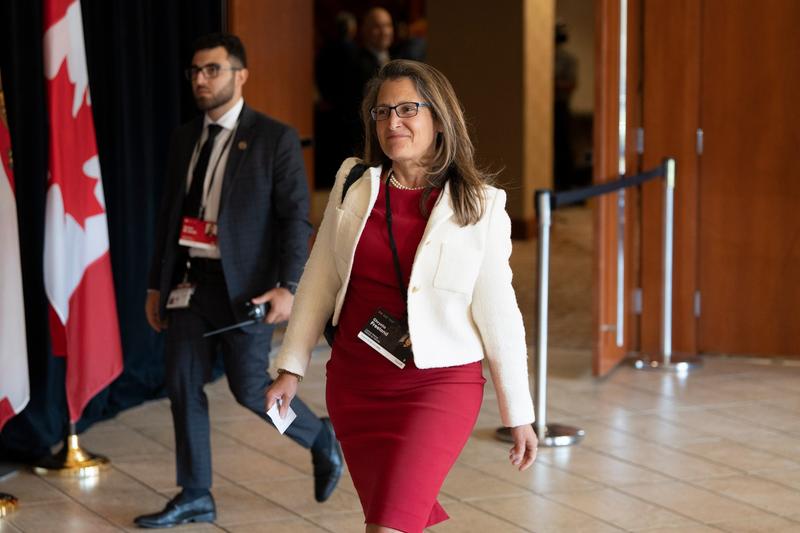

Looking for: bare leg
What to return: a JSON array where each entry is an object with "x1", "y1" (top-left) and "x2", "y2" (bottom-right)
[{"x1": 366, "y1": 524, "x2": 404, "y2": 533}]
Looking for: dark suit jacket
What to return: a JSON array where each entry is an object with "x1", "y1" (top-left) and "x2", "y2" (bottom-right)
[
  {"x1": 354, "y1": 47, "x2": 385, "y2": 101},
  {"x1": 148, "y1": 104, "x2": 311, "y2": 324}
]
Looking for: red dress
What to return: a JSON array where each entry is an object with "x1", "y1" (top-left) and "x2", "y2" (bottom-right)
[{"x1": 326, "y1": 180, "x2": 485, "y2": 533}]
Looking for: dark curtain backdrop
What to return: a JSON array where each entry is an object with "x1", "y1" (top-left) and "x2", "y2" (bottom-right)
[{"x1": 0, "y1": 0, "x2": 223, "y2": 461}]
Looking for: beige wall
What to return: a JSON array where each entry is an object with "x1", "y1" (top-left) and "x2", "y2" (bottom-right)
[
  {"x1": 557, "y1": 0, "x2": 595, "y2": 113},
  {"x1": 428, "y1": 0, "x2": 554, "y2": 232},
  {"x1": 228, "y1": 0, "x2": 314, "y2": 190},
  {"x1": 525, "y1": 0, "x2": 556, "y2": 212}
]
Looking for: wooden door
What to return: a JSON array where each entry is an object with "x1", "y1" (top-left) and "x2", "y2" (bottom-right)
[
  {"x1": 593, "y1": 0, "x2": 643, "y2": 375},
  {"x1": 697, "y1": 0, "x2": 800, "y2": 355},
  {"x1": 639, "y1": 0, "x2": 701, "y2": 357}
]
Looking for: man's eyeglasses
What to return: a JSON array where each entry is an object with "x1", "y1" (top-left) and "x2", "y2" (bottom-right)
[
  {"x1": 185, "y1": 63, "x2": 241, "y2": 81},
  {"x1": 370, "y1": 102, "x2": 432, "y2": 121}
]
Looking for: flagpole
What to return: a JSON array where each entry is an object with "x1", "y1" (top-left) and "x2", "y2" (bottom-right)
[
  {"x1": 32, "y1": 423, "x2": 109, "y2": 477},
  {"x1": 42, "y1": 2, "x2": 125, "y2": 473}
]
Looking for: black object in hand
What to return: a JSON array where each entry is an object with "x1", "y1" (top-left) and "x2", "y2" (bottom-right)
[
  {"x1": 244, "y1": 301, "x2": 267, "y2": 321},
  {"x1": 203, "y1": 301, "x2": 269, "y2": 338}
]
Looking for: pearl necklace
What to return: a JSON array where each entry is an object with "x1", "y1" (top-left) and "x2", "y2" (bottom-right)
[{"x1": 388, "y1": 171, "x2": 426, "y2": 191}]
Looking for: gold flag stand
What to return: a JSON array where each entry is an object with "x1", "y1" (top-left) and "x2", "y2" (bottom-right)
[
  {"x1": 32, "y1": 424, "x2": 109, "y2": 477},
  {"x1": 0, "y1": 493, "x2": 18, "y2": 517}
]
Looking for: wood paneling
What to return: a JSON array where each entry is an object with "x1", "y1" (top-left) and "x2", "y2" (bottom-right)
[
  {"x1": 595, "y1": 0, "x2": 800, "y2": 360},
  {"x1": 227, "y1": 0, "x2": 314, "y2": 190},
  {"x1": 593, "y1": 0, "x2": 627, "y2": 375},
  {"x1": 697, "y1": 0, "x2": 800, "y2": 355},
  {"x1": 624, "y1": 0, "x2": 642, "y2": 354},
  {"x1": 639, "y1": 0, "x2": 701, "y2": 356}
]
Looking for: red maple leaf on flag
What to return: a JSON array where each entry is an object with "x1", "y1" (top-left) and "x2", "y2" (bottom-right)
[{"x1": 46, "y1": 40, "x2": 105, "y2": 229}]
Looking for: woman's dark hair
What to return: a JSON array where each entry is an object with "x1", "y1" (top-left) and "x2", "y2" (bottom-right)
[
  {"x1": 361, "y1": 60, "x2": 493, "y2": 226},
  {"x1": 192, "y1": 32, "x2": 247, "y2": 68}
]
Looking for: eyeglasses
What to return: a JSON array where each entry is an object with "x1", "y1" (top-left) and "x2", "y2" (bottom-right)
[
  {"x1": 370, "y1": 102, "x2": 432, "y2": 121},
  {"x1": 184, "y1": 63, "x2": 241, "y2": 81}
]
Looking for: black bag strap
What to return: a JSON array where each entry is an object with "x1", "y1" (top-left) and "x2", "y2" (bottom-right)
[
  {"x1": 323, "y1": 162, "x2": 368, "y2": 348},
  {"x1": 340, "y1": 162, "x2": 369, "y2": 204}
]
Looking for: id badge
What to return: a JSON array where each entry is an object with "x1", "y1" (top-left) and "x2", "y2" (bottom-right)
[
  {"x1": 179, "y1": 217, "x2": 218, "y2": 251},
  {"x1": 166, "y1": 285, "x2": 195, "y2": 309},
  {"x1": 357, "y1": 308, "x2": 413, "y2": 369}
]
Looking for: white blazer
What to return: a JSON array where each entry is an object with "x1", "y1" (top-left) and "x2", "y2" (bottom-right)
[{"x1": 276, "y1": 158, "x2": 535, "y2": 427}]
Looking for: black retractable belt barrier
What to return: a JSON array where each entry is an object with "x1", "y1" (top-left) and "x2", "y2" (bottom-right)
[
  {"x1": 550, "y1": 163, "x2": 666, "y2": 209},
  {"x1": 496, "y1": 157, "x2": 697, "y2": 448}
]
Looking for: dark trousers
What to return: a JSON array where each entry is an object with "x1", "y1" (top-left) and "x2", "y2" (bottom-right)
[{"x1": 164, "y1": 259, "x2": 322, "y2": 489}]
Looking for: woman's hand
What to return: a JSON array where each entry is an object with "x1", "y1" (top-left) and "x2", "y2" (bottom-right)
[
  {"x1": 509, "y1": 424, "x2": 538, "y2": 471},
  {"x1": 265, "y1": 372, "x2": 300, "y2": 418}
]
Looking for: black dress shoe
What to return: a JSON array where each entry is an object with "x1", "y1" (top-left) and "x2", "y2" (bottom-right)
[
  {"x1": 134, "y1": 491, "x2": 216, "y2": 528},
  {"x1": 311, "y1": 417, "x2": 344, "y2": 502}
]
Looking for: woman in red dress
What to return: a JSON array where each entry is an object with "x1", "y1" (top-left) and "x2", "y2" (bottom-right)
[{"x1": 268, "y1": 60, "x2": 537, "y2": 533}]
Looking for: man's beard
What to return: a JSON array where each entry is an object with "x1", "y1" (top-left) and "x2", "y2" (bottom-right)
[{"x1": 194, "y1": 76, "x2": 235, "y2": 112}]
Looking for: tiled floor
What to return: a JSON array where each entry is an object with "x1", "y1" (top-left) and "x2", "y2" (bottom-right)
[{"x1": 2, "y1": 206, "x2": 800, "y2": 532}]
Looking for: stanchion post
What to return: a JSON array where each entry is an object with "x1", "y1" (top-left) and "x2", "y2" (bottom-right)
[
  {"x1": 534, "y1": 191, "x2": 551, "y2": 442},
  {"x1": 661, "y1": 158, "x2": 675, "y2": 365},
  {"x1": 629, "y1": 157, "x2": 702, "y2": 371},
  {"x1": 496, "y1": 190, "x2": 584, "y2": 447}
]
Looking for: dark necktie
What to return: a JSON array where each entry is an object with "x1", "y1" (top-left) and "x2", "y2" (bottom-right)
[{"x1": 184, "y1": 124, "x2": 223, "y2": 217}]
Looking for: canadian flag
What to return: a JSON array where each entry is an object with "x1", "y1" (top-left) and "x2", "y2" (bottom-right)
[
  {"x1": 43, "y1": 0, "x2": 123, "y2": 423},
  {"x1": 0, "y1": 82, "x2": 30, "y2": 432}
]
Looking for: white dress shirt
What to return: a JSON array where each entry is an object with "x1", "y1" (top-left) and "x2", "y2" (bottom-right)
[{"x1": 186, "y1": 97, "x2": 244, "y2": 258}]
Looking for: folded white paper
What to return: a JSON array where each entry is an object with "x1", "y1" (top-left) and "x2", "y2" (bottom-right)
[{"x1": 266, "y1": 400, "x2": 297, "y2": 435}]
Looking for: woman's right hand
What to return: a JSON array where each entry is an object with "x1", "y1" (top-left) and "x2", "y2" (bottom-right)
[{"x1": 265, "y1": 372, "x2": 300, "y2": 418}]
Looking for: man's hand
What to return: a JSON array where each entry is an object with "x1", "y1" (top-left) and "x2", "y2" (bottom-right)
[
  {"x1": 145, "y1": 290, "x2": 168, "y2": 332},
  {"x1": 251, "y1": 287, "x2": 294, "y2": 324}
]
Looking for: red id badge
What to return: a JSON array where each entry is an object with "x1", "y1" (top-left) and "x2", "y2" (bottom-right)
[{"x1": 179, "y1": 217, "x2": 218, "y2": 250}]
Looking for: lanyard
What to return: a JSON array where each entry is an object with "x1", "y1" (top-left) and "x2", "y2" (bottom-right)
[
  {"x1": 197, "y1": 127, "x2": 236, "y2": 219},
  {"x1": 384, "y1": 170, "x2": 409, "y2": 311},
  {"x1": 193, "y1": 104, "x2": 244, "y2": 219}
]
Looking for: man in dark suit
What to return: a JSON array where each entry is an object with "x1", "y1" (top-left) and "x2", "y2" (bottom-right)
[
  {"x1": 355, "y1": 7, "x2": 394, "y2": 96},
  {"x1": 135, "y1": 33, "x2": 342, "y2": 529},
  {"x1": 345, "y1": 7, "x2": 395, "y2": 157}
]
